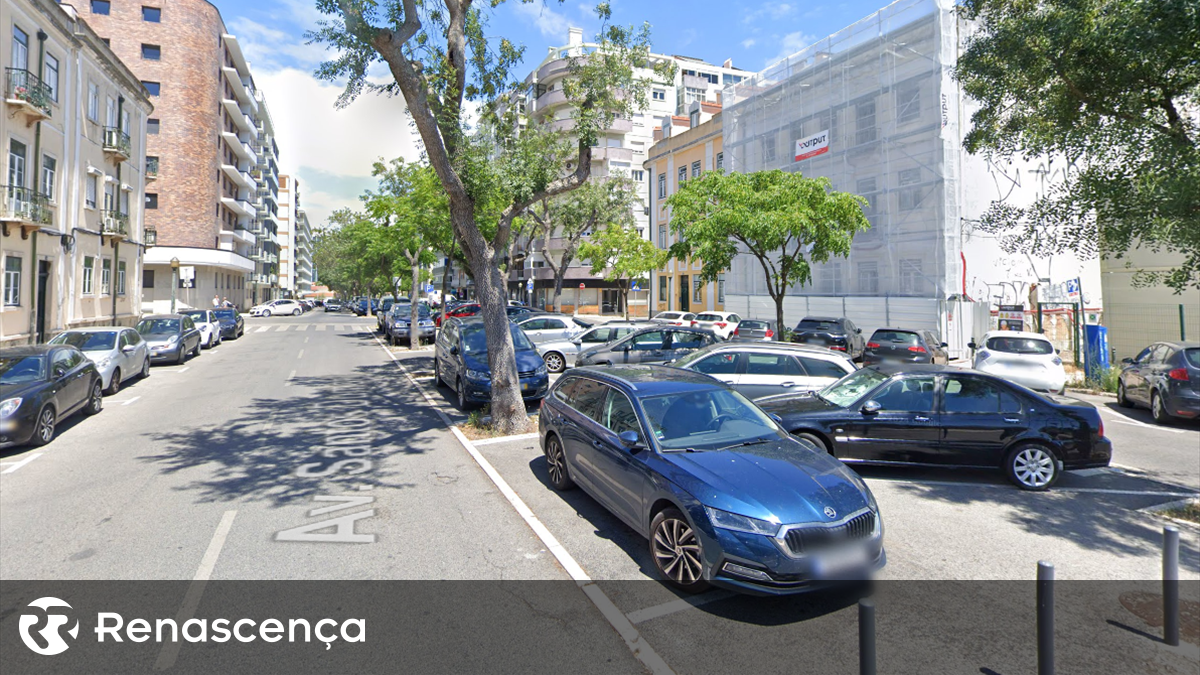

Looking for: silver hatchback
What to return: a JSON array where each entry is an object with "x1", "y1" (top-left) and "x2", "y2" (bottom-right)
[
  {"x1": 48, "y1": 327, "x2": 151, "y2": 395},
  {"x1": 675, "y1": 342, "x2": 857, "y2": 400}
]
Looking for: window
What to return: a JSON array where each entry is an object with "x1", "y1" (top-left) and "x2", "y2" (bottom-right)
[
  {"x1": 693, "y1": 278, "x2": 702, "y2": 303},
  {"x1": 678, "y1": 166, "x2": 687, "y2": 188},
  {"x1": 631, "y1": 170, "x2": 644, "y2": 182},
  {"x1": 599, "y1": 389, "x2": 641, "y2": 436},
  {"x1": 798, "y1": 356, "x2": 851, "y2": 379},
  {"x1": 715, "y1": 152, "x2": 723, "y2": 171},
  {"x1": 745, "y1": 353, "x2": 804, "y2": 376},
  {"x1": 899, "y1": 168, "x2": 921, "y2": 186},
  {"x1": 86, "y1": 174, "x2": 98, "y2": 208},
  {"x1": 858, "y1": 262, "x2": 879, "y2": 294},
  {"x1": 652, "y1": 89, "x2": 665, "y2": 101},
  {"x1": 684, "y1": 86, "x2": 705, "y2": 105},
  {"x1": 43, "y1": 54, "x2": 59, "y2": 102},
  {"x1": 762, "y1": 135, "x2": 777, "y2": 162},
  {"x1": 41, "y1": 155, "x2": 56, "y2": 200},
  {"x1": 142, "y1": 6, "x2": 162, "y2": 22},
  {"x1": 83, "y1": 257, "x2": 95, "y2": 294},
  {"x1": 142, "y1": 44, "x2": 161, "y2": 60},
  {"x1": 872, "y1": 377, "x2": 935, "y2": 412},
  {"x1": 659, "y1": 275, "x2": 668, "y2": 303},
  {"x1": 855, "y1": 99, "x2": 877, "y2": 144},
  {"x1": 12, "y1": 26, "x2": 28, "y2": 71},
  {"x1": 101, "y1": 258, "x2": 112, "y2": 295},
  {"x1": 91, "y1": 0, "x2": 111, "y2": 14},
  {"x1": 942, "y1": 378, "x2": 1008, "y2": 414},
  {"x1": 106, "y1": 96, "x2": 116, "y2": 127},
  {"x1": 689, "y1": 110, "x2": 700, "y2": 127},
  {"x1": 145, "y1": 193, "x2": 158, "y2": 209},
  {"x1": 717, "y1": 273, "x2": 725, "y2": 303},
  {"x1": 8, "y1": 139, "x2": 27, "y2": 189},
  {"x1": 566, "y1": 378, "x2": 608, "y2": 419},
  {"x1": 899, "y1": 187, "x2": 923, "y2": 211},
  {"x1": 103, "y1": 181, "x2": 115, "y2": 212},
  {"x1": 142, "y1": 81, "x2": 161, "y2": 96},
  {"x1": 143, "y1": 270, "x2": 155, "y2": 289},
  {"x1": 3, "y1": 256, "x2": 21, "y2": 306},
  {"x1": 899, "y1": 259, "x2": 922, "y2": 294},
  {"x1": 658, "y1": 224, "x2": 667, "y2": 248},
  {"x1": 631, "y1": 331, "x2": 665, "y2": 351},
  {"x1": 88, "y1": 83, "x2": 100, "y2": 121},
  {"x1": 818, "y1": 261, "x2": 843, "y2": 294},
  {"x1": 896, "y1": 82, "x2": 920, "y2": 124},
  {"x1": 147, "y1": 118, "x2": 160, "y2": 134},
  {"x1": 657, "y1": 173, "x2": 666, "y2": 199},
  {"x1": 691, "y1": 352, "x2": 740, "y2": 375},
  {"x1": 691, "y1": 160, "x2": 701, "y2": 178},
  {"x1": 117, "y1": 261, "x2": 127, "y2": 295}
]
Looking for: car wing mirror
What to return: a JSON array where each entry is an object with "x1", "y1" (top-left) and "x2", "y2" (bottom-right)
[
  {"x1": 861, "y1": 400, "x2": 882, "y2": 415},
  {"x1": 122, "y1": 345, "x2": 136, "y2": 354},
  {"x1": 618, "y1": 430, "x2": 644, "y2": 452},
  {"x1": 768, "y1": 413, "x2": 784, "y2": 425},
  {"x1": 54, "y1": 366, "x2": 68, "y2": 378},
  {"x1": 1121, "y1": 357, "x2": 1133, "y2": 364},
  {"x1": 940, "y1": 342, "x2": 948, "y2": 348},
  {"x1": 967, "y1": 341, "x2": 977, "y2": 350},
  {"x1": 856, "y1": 328, "x2": 862, "y2": 334},
  {"x1": 449, "y1": 345, "x2": 459, "y2": 356}
]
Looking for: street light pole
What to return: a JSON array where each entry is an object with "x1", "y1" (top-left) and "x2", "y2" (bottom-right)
[{"x1": 170, "y1": 257, "x2": 180, "y2": 313}]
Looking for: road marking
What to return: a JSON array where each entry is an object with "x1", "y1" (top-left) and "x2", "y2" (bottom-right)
[
  {"x1": 297, "y1": 349, "x2": 305, "y2": 359},
  {"x1": 178, "y1": 366, "x2": 190, "y2": 373},
  {"x1": 472, "y1": 432, "x2": 541, "y2": 446},
  {"x1": 153, "y1": 510, "x2": 237, "y2": 671},
  {"x1": 880, "y1": 476, "x2": 1198, "y2": 498},
  {"x1": 371, "y1": 335, "x2": 674, "y2": 675},
  {"x1": 0, "y1": 453, "x2": 44, "y2": 475},
  {"x1": 286, "y1": 369, "x2": 296, "y2": 386},
  {"x1": 121, "y1": 396, "x2": 141, "y2": 406},
  {"x1": 304, "y1": 336, "x2": 310, "y2": 344},
  {"x1": 626, "y1": 591, "x2": 736, "y2": 625},
  {"x1": 256, "y1": 326, "x2": 269, "y2": 333},
  {"x1": 1102, "y1": 413, "x2": 1186, "y2": 434}
]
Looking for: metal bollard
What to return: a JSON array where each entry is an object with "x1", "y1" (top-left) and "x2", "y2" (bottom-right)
[
  {"x1": 1164, "y1": 526, "x2": 1180, "y2": 647},
  {"x1": 859, "y1": 598, "x2": 876, "y2": 675},
  {"x1": 1038, "y1": 561, "x2": 1055, "y2": 675}
]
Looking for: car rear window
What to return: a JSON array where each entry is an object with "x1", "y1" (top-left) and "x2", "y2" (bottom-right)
[
  {"x1": 657, "y1": 313, "x2": 680, "y2": 320},
  {"x1": 695, "y1": 313, "x2": 722, "y2": 322},
  {"x1": 871, "y1": 330, "x2": 920, "y2": 345},
  {"x1": 1184, "y1": 348, "x2": 1200, "y2": 368},
  {"x1": 798, "y1": 319, "x2": 841, "y2": 331},
  {"x1": 986, "y1": 337, "x2": 1054, "y2": 354},
  {"x1": 740, "y1": 320, "x2": 769, "y2": 330}
]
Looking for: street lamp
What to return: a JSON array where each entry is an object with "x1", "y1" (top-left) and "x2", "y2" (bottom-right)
[{"x1": 170, "y1": 257, "x2": 180, "y2": 313}]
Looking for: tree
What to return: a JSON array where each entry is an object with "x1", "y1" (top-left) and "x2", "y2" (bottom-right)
[
  {"x1": 955, "y1": 0, "x2": 1200, "y2": 292},
  {"x1": 311, "y1": 1, "x2": 670, "y2": 433},
  {"x1": 524, "y1": 175, "x2": 638, "y2": 312},
  {"x1": 578, "y1": 223, "x2": 667, "y2": 320},
  {"x1": 665, "y1": 170, "x2": 869, "y2": 331}
]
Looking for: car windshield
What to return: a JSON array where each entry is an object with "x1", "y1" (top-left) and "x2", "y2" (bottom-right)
[
  {"x1": 392, "y1": 304, "x2": 431, "y2": 318},
  {"x1": 740, "y1": 320, "x2": 770, "y2": 330},
  {"x1": 49, "y1": 331, "x2": 116, "y2": 351},
  {"x1": 461, "y1": 324, "x2": 535, "y2": 354},
  {"x1": 986, "y1": 337, "x2": 1054, "y2": 355},
  {"x1": 798, "y1": 319, "x2": 841, "y2": 331},
  {"x1": 137, "y1": 319, "x2": 180, "y2": 335},
  {"x1": 694, "y1": 313, "x2": 722, "y2": 322},
  {"x1": 213, "y1": 309, "x2": 237, "y2": 320},
  {"x1": 818, "y1": 368, "x2": 889, "y2": 407},
  {"x1": 0, "y1": 355, "x2": 47, "y2": 384},
  {"x1": 639, "y1": 388, "x2": 784, "y2": 451},
  {"x1": 871, "y1": 330, "x2": 919, "y2": 345}
]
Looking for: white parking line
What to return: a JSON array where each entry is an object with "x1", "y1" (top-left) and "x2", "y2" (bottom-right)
[
  {"x1": 879, "y1": 477, "x2": 1198, "y2": 498},
  {"x1": 625, "y1": 591, "x2": 736, "y2": 625},
  {"x1": 256, "y1": 326, "x2": 269, "y2": 333},
  {"x1": 286, "y1": 369, "x2": 296, "y2": 386},
  {"x1": 472, "y1": 432, "x2": 540, "y2": 446},
  {"x1": 304, "y1": 336, "x2": 310, "y2": 344},
  {"x1": 297, "y1": 349, "x2": 304, "y2": 359},
  {"x1": 120, "y1": 396, "x2": 141, "y2": 406},
  {"x1": 0, "y1": 453, "x2": 43, "y2": 475},
  {"x1": 1101, "y1": 412, "x2": 1186, "y2": 434}
]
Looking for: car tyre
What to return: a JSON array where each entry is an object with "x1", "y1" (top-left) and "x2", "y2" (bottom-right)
[
  {"x1": 192, "y1": 341, "x2": 202, "y2": 358},
  {"x1": 293, "y1": 308, "x2": 302, "y2": 316},
  {"x1": 544, "y1": 435, "x2": 574, "y2": 490},
  {"x1": 83, "y1": 380, "x2": 103, "y2": 415},
  {"x1": 1151, "y1": 391, "x2": 1173, "y2": 424},
  {"x1": 1005, "y1": 444, "x2": 1060, "y2": 491},
  {"x1": 793, "y1": 432, "x2": 829, "y2": 454},
  {"x1": 29, "y1": 406, "x2": 56, "y2": 446},
  {"x1": 140, "y1": 356, "x2": 151, "y2": 379},
  {"x1": 433, "y1": 359, "x2": 445, "y2": 388},
  {"x1": 543, "y1": 351, "x2": 565, "y2": 373},
  {"x1": 106, "y1": 368, "x2": 121, "y2": 396},
  {"x1": 650, "y1": 508, "x2": 709, "y2": 594},
  {"x1": 176, "y1": 346, "x2": 187, "y2": 365},
  {"x1": 263, "y1": 309, "x2": 272, "y2": 317},
  {"x1": 457, "y1": 378, "x2": 475, "y2": 411}
]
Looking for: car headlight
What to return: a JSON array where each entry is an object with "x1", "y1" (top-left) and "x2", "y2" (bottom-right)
[
  {"x1": 0, "y1": 397, "x2": 22, "y2": 419},
  {"x1": 465, "y1": 369, "x2": 490, "y2": 381},
  {"x1": 704, "y1": 506, "x2": 779, "y2": 535},
  {"x1": 534, "y1": 364, "x2": 547, "y2": 376},
  {"x1": 168, "y1": 335, "x2": 180, "y2": 345},
  {"x1": 96, "y1": 357, "x2": 113, "y2": 369}
]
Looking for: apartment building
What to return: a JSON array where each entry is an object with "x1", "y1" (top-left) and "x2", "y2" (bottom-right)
[
  {"x1": 1, "y1": 0, "x2": 152, "y2": 347},
  {"x1": 506, "y1": 27, "x2": 747, "y2": 313},
  {"x1": 294, "y1": 205, "x2": 312, "y2": 294},
  {"x1": 74, "y1": 0, "x2": 282, "y2": 313},
  {"x1": 276, "y1": 172, "x2": 292, "y2": 294}
]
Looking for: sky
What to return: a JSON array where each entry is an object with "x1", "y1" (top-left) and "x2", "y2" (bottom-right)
[{"x1": 210, "y1": 0, "x2": 896, "y2": 230}]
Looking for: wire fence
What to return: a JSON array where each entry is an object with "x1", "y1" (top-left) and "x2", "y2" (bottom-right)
[{"x1": 1104, "y1": 303, "x2": 1195, "y2": 360}]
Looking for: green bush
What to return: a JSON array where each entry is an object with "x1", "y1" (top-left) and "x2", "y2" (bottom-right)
[{"x1": 1084, "y1": 366, "x2": 1120, "y2": 393}]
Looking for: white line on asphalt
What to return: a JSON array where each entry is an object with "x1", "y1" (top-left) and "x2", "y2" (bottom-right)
[
  {"x1": 286, "y1": 369, "x2": 296, "y2": 386},
  {"x1": 256, "y1": 326, "x2": 269, "y2": 333},
  {"x1": 153, "y1": 509, "x2": 237, "y2": 671},
  {"x1": 1102, "y1": 413, "x2": 1186, "y2": 433},
  {"x1": 304, "y1": 336, "x2": 310, "y2": 344},
  {"x1": 625, "y1": 591, "x2": 736, "y2": 625},
  {"x1": 121, "y1": 396, "x2": 141, "y2": 406},
  {"x1": 0, "y1": 453, "x2": 43, "y2": 475},
  {"x1": 881, "y1": 477, "x2": 1198, "y2": 498},
  {"x1": 472, "y1": 432, "x2": 541, "y2": 446},
  {"x1": 297, "y1": 349, "x2": 304, "y2": 359},
  {"x1": 371, "y1": 335, "x2": 673, "y2": 675}
]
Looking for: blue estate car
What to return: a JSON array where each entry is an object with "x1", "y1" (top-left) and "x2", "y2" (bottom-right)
[
  {"x1": 538, "y1": 365, "x2": 884, "y2": 595},
  {"x1": 434, "y1": 317, "x2": 550, "y2": 409}
]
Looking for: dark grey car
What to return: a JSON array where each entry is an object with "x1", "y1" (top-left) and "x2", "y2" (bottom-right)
[
  {"x1": 575, "y1": 326, "x2": 718, "y2": 366},
  {"x1": 863, "y1": 328, "x2": 949, "y2": 366},
  {"x1": 789, "y1": 316, "x2": 865, "y2": 360},
  {"x1": 1118, "y1": 341, "x2": 1200, "y2": 423},
  {"x1": 136, "y1": 314, "x2": 203, "y2": 365},
  {"x1": 732, "y1": 319, "x2": 780, "y2": 341}
]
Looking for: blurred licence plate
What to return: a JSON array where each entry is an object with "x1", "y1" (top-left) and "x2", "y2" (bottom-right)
[
  {"x1": 813, "y1": 545, "x2": 869, "y2": 577},
  {"x1": 522, "y1": 382, "x2": 532, "y2": 392}
]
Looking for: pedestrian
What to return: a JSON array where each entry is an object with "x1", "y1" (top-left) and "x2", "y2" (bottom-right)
[
  {"x1": 222, "y1": 297, "x2": 234, "y2": 308},
  {"x1": 212, "y1": 294, "x2": 220, "y2": 308}
]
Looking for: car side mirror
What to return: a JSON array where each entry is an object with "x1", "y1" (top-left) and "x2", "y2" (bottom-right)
[
  {"x1": 618, "y1": 430, "x2": 644, "y2": 452},
  {"x1": 122, "y1": 345, "x2": 136, "y2": 354},
  {"x1": 861, "y1": 400, "x2": 882, "y2": 415},
  {"x1": 769, "y1": 413, "x2": 783, "y2": 425},
  {"x1": 940, "y1": 342, "x2": 948, "y2": 349},
  {"x1": 856, "y1": 328, "x2": 862, "y2": 334},
  {"x1": 54, "y1": 366, "x2": 68, "y2": 378},
  {"x1": 450, "y1": 345, "x2": 459, "y2": 356},
  {"x1": 1121, "y1": 357, "x2": 1133, "y2": 364},
  {"x1": 967, "y1": 341, "x2": 977, "y2": 350}
]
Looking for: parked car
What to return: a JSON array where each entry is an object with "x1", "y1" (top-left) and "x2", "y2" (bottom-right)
[
  {"x1": 351, "y1": 298, "x2": 380, "y2": 316},
  {"x1": 374, "y1": 298, "x2": 397, "y2": 330},
  {"x1": 576, "y1": 326, "x2": 718, "y2": 367},
  {"x1": 516, "y1": 314, "x2": 584, "y2": 344},
  {"x1": 324, "y1": 300, "x2": 343, "y2": 312},
  {"x1": 675, "y1": 343, "x2": 857, "y2": 400},
  {"x1": 433, "y1": 317, "x2": 550, "y2": 410},
  {"x1": 652, "y1": 311, "x2": 697, "y2": 326},
  {"x1": 137, "y1": 315, "x2": 203, "y2": 364},
  {"x1": 0, "y1": 345, "x2": 104, "y2": 448},
  {"x1": 211, "y1": 308, "x2": 245, "y2": 340},
  {"x1": 179, "y1": 309, "x2": 224, "y2": 348},
  {"x1": 690, "y1": 311, "x2": 743, "y2": 340},
  {"x1": 47, "y1": 327, "x2": 150, "y2": 395},
  {"x1": 789, "y1": 316, "x2": 866, "y2": 361},
  {"x1": 250, "y1": 299, "x2": 304, "y2": 317},
  {"x1": 732, "y1": 319, "x2": 780, "y2": 342},
  {"x1": 506, "y1": 306, "x2": 547, "y2": 322},
  {"x1": 757, "y1": 364, "x2": 1112, "y2": 490},
  {"x1": 970, "y1": 331, "x2": 1065, "y2": 394},
  {"x1": 863, "y1": 328, "x2": 949, "y2": 366},
  {"x1": 537, "y1": 322, "x2": 654, "y2": 373},
  {"x1": 438, "y1": 302, "x2": 481, "y2": 326},
  {"x1": 538, "y1": 365, "x2": 884, "y2": 593},
  {"x1": 1117, "y1": 341, "x2": 1200, "y2": 423},
  {"x1": 386, "y1": 303, "x2": 436, "y2": 346}
]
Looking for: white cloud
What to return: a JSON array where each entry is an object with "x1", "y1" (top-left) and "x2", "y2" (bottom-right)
[
  {"x1": 742, "y1": 4, "x2": 796, "y2": 25},
  {"x1": 513, "y1": 1, "x2": 573, "y2": 41},
  {"x1": 765, "y1": 32, "x2": 820, "y2": 68},
  {"x1": 228, "y1": 17, "x2": 330, "y2": 73},
  {"x1": 741, "y1": 38, "x2": 757, "y2": 49}
]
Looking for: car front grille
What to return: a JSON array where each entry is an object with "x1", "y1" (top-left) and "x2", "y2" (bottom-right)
[
  {"x1": 518, "y1": 370, "x2": 540, "y2": 378},
  {"x1": 783, "y1": 511, "x2": 875, "y2": 556}
]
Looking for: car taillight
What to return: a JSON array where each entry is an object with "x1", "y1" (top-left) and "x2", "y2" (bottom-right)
[
  {"x1": 690, "y1": 321, "x2": 698, "y2": 327},
  {"x1": 866, "y1": 342, "x2": 880, "y2": 349},
  {"x1": 1168, "y1": 368, "x2": 1190, "y2": 381},
  {"x1": 765, "y1": 329, "x2": 774, "y2": 338},
  {"x1": 1098, "y1": 418, "x2": 1104, "y2": 438},
  {"x1": 908, "y1": 346, "x2": 927, "y2": 353},
  {"x1": 830, "y1": 346, "x2": 847, "y2": 351},
  {"x1": 715, "y1": 322, "x2": 727, "y2": 328},
  {"x1": 733, "y1": 327, "x2": 740, "y2": 336}
]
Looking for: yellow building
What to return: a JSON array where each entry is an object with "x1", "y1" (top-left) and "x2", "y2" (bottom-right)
[{"x1": 644, "y1": 102, "x2": 725, "y2": 315}]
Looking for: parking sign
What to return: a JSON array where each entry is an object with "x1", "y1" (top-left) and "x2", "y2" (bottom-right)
[{"x1": 1065, "y1": 278, "x2": 1080, "y2": 300}]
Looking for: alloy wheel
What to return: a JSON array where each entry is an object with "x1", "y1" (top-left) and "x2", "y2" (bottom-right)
[
  {"x1": 1151, "y1": 392, "x2": 1171, "y2": 424},
  {"x1": 545, "y1": 437, "x2": 573, "y2": 490},
  {"x1": 1011, "y1": 446, "x2": 1056, "y2": 489},
  {"x1": 543, "y1": 352, "x2": 564, "y2": 373},
  {"x1": 652, "y1": 513, "x2": 704, "y2": 587},
  {"x1": 34, "y1": 407, "x2": 56, "y2": 445},
  {"x1": 107, "y1": 369, "x2": 121, "y2": 395},
  {"x1": 85, "y1": 382, "x2": 103, "y2": 415},
  {"x1": 457, "y1": 378, "x2": 467, "y2": 410},
  {"x1": 141, "y1": 357, "x2": 151, "y2": 378}
]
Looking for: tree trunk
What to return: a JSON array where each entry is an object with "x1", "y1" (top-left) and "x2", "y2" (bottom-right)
[
  {"x1": 472, "y1": 255, "x2": 528, "y2": 434},
  {"x1": 773, "y1": 293, "x2": 786, "y2": 342},
  {"x1": 409, "y1": 253, "x2": 421, "y2": 351},
  {"x1": 621, "y1": 283, "x2": 630, "y2": 321}
]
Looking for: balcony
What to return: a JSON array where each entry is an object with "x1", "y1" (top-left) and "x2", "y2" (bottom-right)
[
  {"x1": 101, "y1": 210, "x2": 130, "y2": 237},
  {"x1": 535, "y1": 87, "x2": 569, "y2": 111},
  {"x1": 0, "y1": 186, "x2": 52, "y2": 237},
  {"x1": 592, "y1": 146, "x2": 633, "y2": 163},
  {"x1": 144, "y1": 227, "x2": 157, "y2": 246},
  {"x1": 102, "y1": 127, "x2": 132, "y2": 161},
  {"x1": 146, "y1": 156, "x2": 159, "y2": 180},
  {"x1": 220, "y1": 163, "x2": 254, "y2": 190},
  {"x1": 4, "y1": 68, "x2": 52, "y2": 126}
]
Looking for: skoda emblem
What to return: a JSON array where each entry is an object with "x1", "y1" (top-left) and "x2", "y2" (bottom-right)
[{"x1": 823, "y1": 506, "x2": 837, "y2": 519}]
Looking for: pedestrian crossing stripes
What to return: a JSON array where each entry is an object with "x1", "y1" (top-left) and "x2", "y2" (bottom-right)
[{"x1": 254, "y1": 323, "x2": 367, "y2": 332}]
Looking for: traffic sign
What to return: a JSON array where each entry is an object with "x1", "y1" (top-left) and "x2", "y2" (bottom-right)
[
  {"x1": 526, "y1": 278, "x2": 533, "y2": 291},
  {"x1": 425, "y1": 284, "x2": 435, "y2": 293},
  {"x1": 632, "y1": 283, "x2": 640, "y2": 292},
  {"x1": 579, "y1": 283, "x2": 585, "y2": 289},
  {"x1": 1065, "y1": 278, "x2": 1080, "y2": 300}
]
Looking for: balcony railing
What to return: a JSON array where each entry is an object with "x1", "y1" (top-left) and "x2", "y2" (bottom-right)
[
  {"x1": 145, "y1": 156, "x2": 159, "y2": 180},
  {"x1": 1, "y1": 185, "x2": 52, "y2": 225},
  {"x1": 144, "y1": 227, "x2": 157, "y2": 246},
  {"x1": 101, "y1": 210, "x2": 130, "y2": 236},
  {"x1": 5, "y1": 68, "x2": 52, "y2": 119},
  {"x1": 102, "y1": 127, "x2": 132, "y2": 160}
]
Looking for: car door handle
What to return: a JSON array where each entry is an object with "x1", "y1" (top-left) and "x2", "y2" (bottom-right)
[
  {"x1": 779, "y1": 381, "x2": 796, "y2": 388},
  {"x1": 1004, "y1": 417, "x2": 1021, "y2": 424},
  {"x1": 592, "y1": 440, "x2": 604, "y2": 449},
  {"x1": 914, "y1": 416, "x2": 931, "y2": 422}
]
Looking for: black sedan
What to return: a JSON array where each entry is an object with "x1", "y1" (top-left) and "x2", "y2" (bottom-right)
[
  {"x1": 862, "y1": 328, "x2": 949, "y2": 366},
  {"x1": 212, "y1": 308, "x2": 245, "y2": 340},
  {"x1": 1117, "y1": 341, "x2": 1200, "y2": 423},
  {"x1": 1, "y1": 345, "x2": 104, "y2": 448},
  {"x1": 789, "y1": 316, "x2": 866, "y2": 360},
  {"x1": 756, "y1": 364, "x2": 1111, "y2": 490}
]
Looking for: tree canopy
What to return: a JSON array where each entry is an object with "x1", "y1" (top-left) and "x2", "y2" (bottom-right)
[
  {"x1": 956, "y1": 0, "x2": 1200, "y2": 291},
  {"x1": 578, "y1": 222, "x2": 667, "y2": 319}
]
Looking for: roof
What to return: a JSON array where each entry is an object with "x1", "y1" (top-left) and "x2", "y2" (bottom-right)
[
  {"x1": 982, "y1": 330, "x2": 1051, "y2": 340},
  {"x1": 55, "y1": 326, "x2": 127, "y2": 333},
  {"x1": 699, "y1": 342, "x2": 850, "y2": 357},
  {"x1": 871, "y1": 327, "x2": 923, "y2": 333},
  {"x1": 867, "y1": 363, "x2": 957, "y2": 375},
  {"x1": 0, "y1": 345, "x2": 60, "y2": 356},
  {"x1": 572, "y1": 365, "x2": 723, "y2": 395},
  {"x1": 800, "y1": 316, "x2": 844, "y2": 322},
  {"x1": 141, "y1": 314, "x2": 187, "y2": 320}
]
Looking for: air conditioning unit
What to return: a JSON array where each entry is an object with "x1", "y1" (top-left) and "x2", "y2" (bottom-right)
[{"x1": 102, "y1": 216, "x2": 116, "y2": 231}]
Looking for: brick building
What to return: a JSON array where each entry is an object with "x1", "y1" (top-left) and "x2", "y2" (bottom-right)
[{"x1": 73, "y1": 0, "x2": 282, "y2": 312}]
